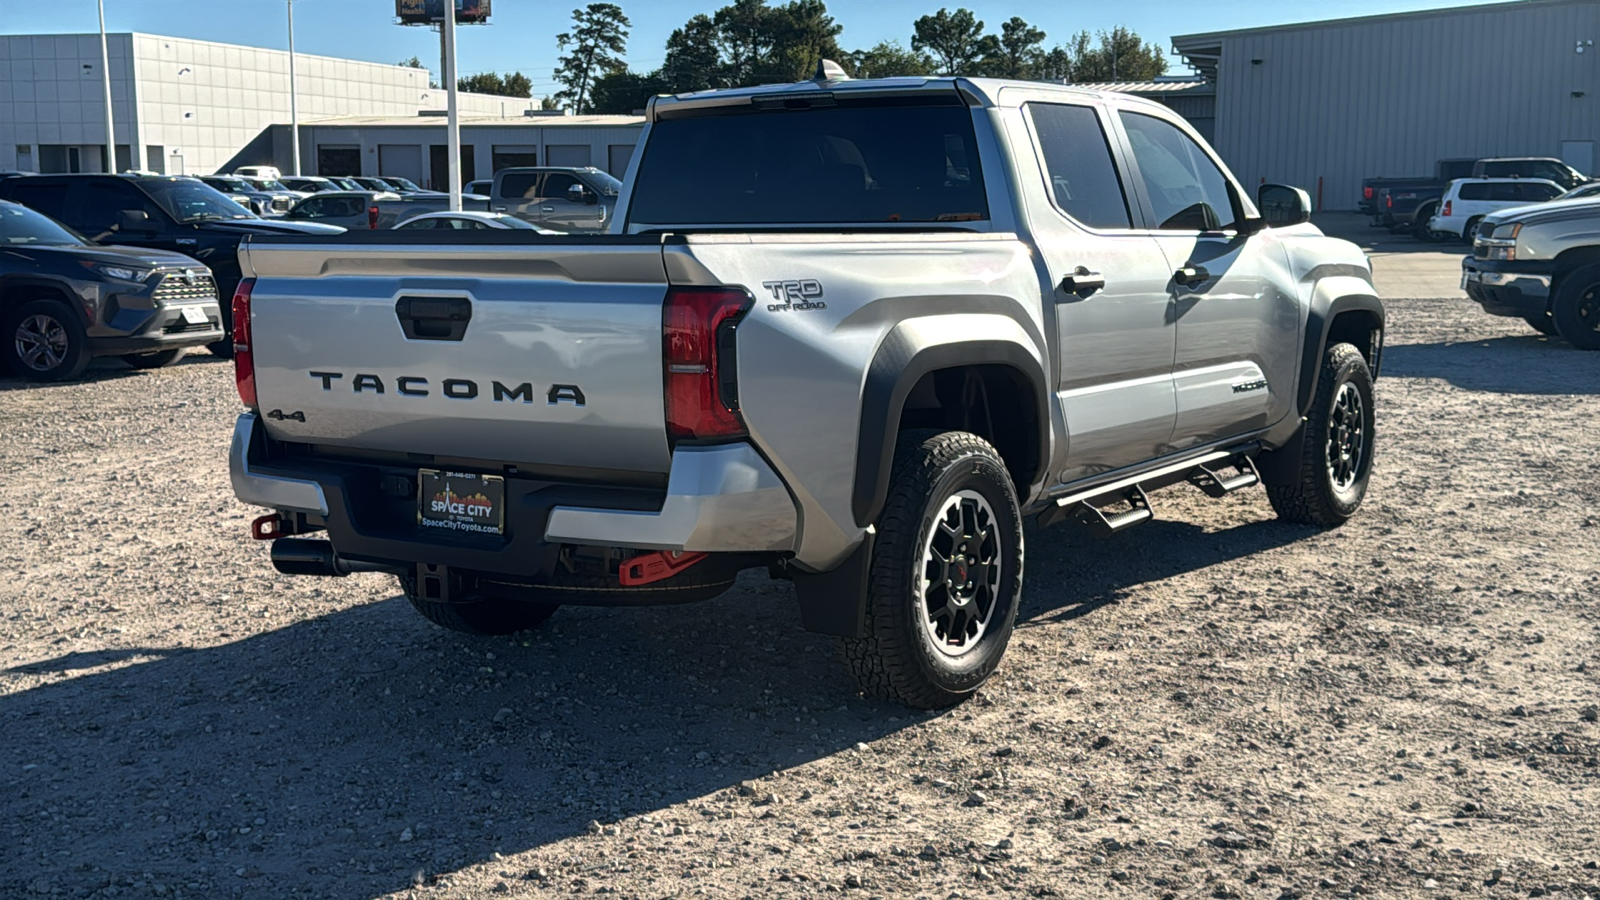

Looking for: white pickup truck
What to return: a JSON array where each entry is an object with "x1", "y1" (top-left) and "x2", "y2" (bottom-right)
[{"x1": 228, "y1": 66, "x2": 1383, "y2": 708}]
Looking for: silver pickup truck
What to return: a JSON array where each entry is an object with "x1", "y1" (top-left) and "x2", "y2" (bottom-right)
[{"x1": 228, "y1": 68, "x2": 1384, "y2": 709}]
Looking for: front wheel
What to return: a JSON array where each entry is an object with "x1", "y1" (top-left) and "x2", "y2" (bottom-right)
[
  {"x1": 2, "y1": 298, "x2": 91, "y2": 382},
  {"x1": 841, "y1": 430, "x2": 1024, "y2": 709},
  {"x1": 1266, "y1": 342, "x2": 1376, "y2": 527},
  {"x1": 1551, "y1": 264, "x2": 1600, "y2": 351},
  {"x1": 121, "y1": 348, "x2": 185, "y2": 369}
]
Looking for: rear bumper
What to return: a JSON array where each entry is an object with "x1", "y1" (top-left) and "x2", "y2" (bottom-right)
[
  {"x1": 229, "y1": 413, "x2": 798, "y2": 579},
  {"x1": 1461, "y1": 258, "x2": 1553, "y2": 318}
]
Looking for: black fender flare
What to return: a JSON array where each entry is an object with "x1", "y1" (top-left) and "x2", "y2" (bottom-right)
[
  {"x1": 0, "y1": 274, "x2": 94, "y2": 329},
  {"x1": 850, "y1": 329, "x2": 1049, "y2": 528},
  {"x1": 1295, "y1": 290, "x2": 1385, "y2": 415}
]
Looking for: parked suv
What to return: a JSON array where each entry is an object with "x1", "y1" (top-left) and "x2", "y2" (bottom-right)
[
  {"x1": 1427, "y1": 177, "x2": 1563, "y2": 242},
  {"x1": 1472, "y1": 157, "x2": 1589, "y2": 190},
  {"x1": 1463, "y1": 196, "x2": 1600, "y2": 347},
  {"x1": 230, "y1": 72, "x2": 1383, "y2": 709},
  {"x1": 200, "y1": 175, "x2": 299, "y2": 216},
  {"x1": 488, "y1": 166, "x2": 621, "y2": 232},
  {"x1": 0, "y1": 200, "x2": 222, "y2": 380},
  {"x1": 0, "y1": 174, "x2": 345, "y2": 356}
]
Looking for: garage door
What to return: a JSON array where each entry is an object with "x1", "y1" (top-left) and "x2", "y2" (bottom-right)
[
  {"x1": 379, "y1": 144, "x2": 424, "y2": 184},
  {"x1": 607, "y1": 143, "x2": 635, "y2": 177},
  {"x1": 545, "y1": 144, "x2": 591, "y2": 168}
]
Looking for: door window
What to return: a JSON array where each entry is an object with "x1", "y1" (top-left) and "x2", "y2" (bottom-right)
[
  {"x1": 542, "y1": 173, "x2": 581, "y2": 201},
  {"x1": 292, "y1": 198, "x2": 327, "y2": 218},
  {"x1": 1522, "y1": 182, "x2": 1562, "y2": 201},
  {"x1": 498, "y1": 172, "x2": 541, "y2": 199},
  {"x1": 1457, "y1": 182, "x2": 1492, "y2": 201},
  {"x1": 1118, "y1": 112, "x2": 1237, "y2": 231},
  {"x1": 1026, "y1": 103, "x2": 1131, "y2": 229},
  {"x1": 70, "y1": 182, "x2": 162, "y2": 240},
  {"x1": 5, "y1": 181, "x2": 71, "y2": 220}
]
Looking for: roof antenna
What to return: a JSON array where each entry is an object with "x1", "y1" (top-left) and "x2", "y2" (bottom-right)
[{"x1": 813, "y1": 58, "x2": 849, "y2": 82}]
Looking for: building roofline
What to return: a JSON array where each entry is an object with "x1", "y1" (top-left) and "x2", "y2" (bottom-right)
[
  {"x1": 0, "y1": 30, "x2": 441, "y2": 72},
  {"x1": 1173, "y1": 0, "x2": 1570, "y2": 46}
]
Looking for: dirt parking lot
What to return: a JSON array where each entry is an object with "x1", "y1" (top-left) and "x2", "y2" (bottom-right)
[{"x1": 2, "y1": 234, "x2": 1598, "y2": 900}]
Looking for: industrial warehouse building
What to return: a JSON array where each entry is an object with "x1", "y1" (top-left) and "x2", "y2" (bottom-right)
[
  {"x1": 1171, "y1": 0, "x2": 1597, "y2": 209},
  {"x1": 0, "y1": 32, "x2": 549, "y2": 177}
]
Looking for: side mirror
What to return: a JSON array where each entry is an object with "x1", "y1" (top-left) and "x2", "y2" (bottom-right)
[
  {"x1": 117, "y1": 209, "x2": 150, "y2": 232},
  {"x1": 570, "y1": 183, "x2": 597, "y2": 205},
  {"x1": 1257, "y1": 184, "x2": 1312, "y2": 228}
]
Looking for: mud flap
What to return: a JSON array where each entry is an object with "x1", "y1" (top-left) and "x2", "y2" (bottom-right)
[
  {"x1": 791, "y1": 532, "x2": 873, "y2": 639},
  {"x1": 1254, "y1": 418, "x2": 1308, "y2": 486}
]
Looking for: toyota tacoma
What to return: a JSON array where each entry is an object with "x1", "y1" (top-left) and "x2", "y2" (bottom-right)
[{"x1": 228, "y1": 68, "x2": 1384, "y2": 709}]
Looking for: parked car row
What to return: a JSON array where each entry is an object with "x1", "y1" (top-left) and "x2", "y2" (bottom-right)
[
  {"x1": 1362, "y1": 156, "x2": 1593, "y2": 242},
  {"x1": 0, "y1": 173, "x2": 348, "y2": 380}
]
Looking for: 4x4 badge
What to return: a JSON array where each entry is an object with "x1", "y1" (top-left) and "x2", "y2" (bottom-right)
[{"x1": 266, "y1": 409, "x2": 306, "y2": 422}]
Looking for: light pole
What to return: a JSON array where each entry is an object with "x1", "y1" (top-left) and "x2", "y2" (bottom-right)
[
  {"x1": 97, "y1": 0, "x2": 115, "y2": 172},
  {"x1": 287, "y1": 0, "x2": 300, "y2": 176},
  {"x1": 442, "y1": 0, "x2": 461, "y2": 211}
]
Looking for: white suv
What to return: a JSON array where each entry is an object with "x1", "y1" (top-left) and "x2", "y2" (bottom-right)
[{"x1": 1429, "y1": 177, "x2": 1563, "y2": 242}]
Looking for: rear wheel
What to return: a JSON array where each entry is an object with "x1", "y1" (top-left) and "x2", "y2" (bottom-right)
[
  {"x1": 121, "y1": 348, "x2": 185, "y2": 369},
  {"x1": 400, "y1": 573, "x2": 559, "y2": 636},
  {"x1": 2, "y1": 298, "x2": 91, "y2": 382},
  {"x1": 1266, "y1": 342, "x2": 1376, "y2": 527},
  {"x1": 1552, "y1": 264, "x2": 1600, "y2": 351},
  {"x1": 1461, "y1": 216, "x2": 1483, "y2": 245},
  {"x1": 1412, "y1": 204, "x2": 1439, "y2": 241},
  {"x1": 841, "y1": 430, "x2": 1023, "y2": 709}
]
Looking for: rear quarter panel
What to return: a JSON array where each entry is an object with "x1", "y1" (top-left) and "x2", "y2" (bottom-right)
[{"x1": 666, "y1": 233, "x2": 1048, "y2": 570}]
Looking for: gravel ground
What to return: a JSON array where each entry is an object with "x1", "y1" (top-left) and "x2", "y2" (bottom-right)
[{"x1": 1, "y1": 296, "x2": 1598, "y2": 900}]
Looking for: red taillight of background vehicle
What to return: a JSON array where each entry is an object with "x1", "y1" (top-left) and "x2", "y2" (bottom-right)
[
  {"x1": 663, "y1": 286, "x2": 751, "y2": 443},
  {"x1": 1385, "y1": 195, "x2": 1392, "y2": 208},
  {"x1": 1442, "y1": 200, "x2": 1452, "y2": 217},
  {"x1": 232, "y1": 277, "x2": 257, "y2": 408},
  {"x1": 368, "y1": 205, "x2": 379, "y2": 229},
  {"x1": 1363, "y1": 186, "x2": 1373, "y2": 199}
]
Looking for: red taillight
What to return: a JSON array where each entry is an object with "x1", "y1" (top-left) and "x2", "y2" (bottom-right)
[
  {"x1": 663, "y1": 286, "x2": 750, "y2": 443},
  {"x1": 1442, "y1": 200, "x2": 1452, "y2": 217},
  {"x1": 232, "y1": 277, "x2": 257, "y2": 408},
  {"x1": 1385, "y1": 194, "x2": 1392, "y2": 208},
  {"x1": 1363, "y1": 186, "x2": 1373, "y2": 199},
  {"x1": 368, "y1": 205, "x2": 379, "y2": 229}
]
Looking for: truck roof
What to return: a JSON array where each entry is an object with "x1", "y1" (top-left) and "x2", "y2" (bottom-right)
[{"x1": 646, "y1": 69, "x2": 1170, "y2": 122}]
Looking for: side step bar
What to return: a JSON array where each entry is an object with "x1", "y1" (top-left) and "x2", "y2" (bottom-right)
[{"x1": 1035, "y1": 448, "x2": 1260, "y2": 532}]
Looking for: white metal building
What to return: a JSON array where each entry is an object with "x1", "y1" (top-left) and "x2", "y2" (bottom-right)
[
  {"x1": 226, "y1": 113, "x2": 647, "y2": 189},
  {"x1": 0, "y1": 32, "x2": 524, "y2": 176},
  {"x1": 1173, "y1": 0, "x2": 1599, "y2": 209}
]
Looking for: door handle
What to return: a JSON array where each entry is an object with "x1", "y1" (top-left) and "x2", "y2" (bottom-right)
[
  {"x1": 395, "y1": 296, "x2": 472, "y2": 341},
  {"x1": 1058, "y1": 267, "x2": 1105, "y2": 295},
  {"x1": 540, "y1": 206, "x2": 555, "y2": 212},
  {"x1": 1173, "y1": 265, "x2": 1210, "y2": 287}
]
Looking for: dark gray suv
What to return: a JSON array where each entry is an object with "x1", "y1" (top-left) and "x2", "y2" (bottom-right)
[{"x1": 0, "y1": 200, "x2": 222, "y2": 381}]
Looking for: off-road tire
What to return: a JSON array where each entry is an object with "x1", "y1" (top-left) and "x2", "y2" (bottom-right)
[
  {"x1": 3, "y1": 298, "x2": 91, "y2": 382},
  {"x1": 121, "y1": 348, "x2": 185, "y2": 369},
  {"x1": 841, "y1": 430, "x2": 1024, "y2": 709},
  {"x1": 1522, "y1": 313, "x2": 1558, "y2": 336},
  {"x1": 1267, "y1": 342, "x2": 1376, "y2": 527},
  {"x1": 1551, "y1": 264, "x2": 1600, "y2": 351},
  {"x1": 400, "y1": 573, "x2": 559, "y2": 636}
]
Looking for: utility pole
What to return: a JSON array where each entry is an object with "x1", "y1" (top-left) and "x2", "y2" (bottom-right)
[
  {"x1": 97, "y1": 0, "x2": 116, "y2": 172},
  {"x1": 287, "y1": 0, "x2": 301, "y2": 176},
  {"x1": 442, "y1": 0, "x2": 461, "y2": 211}
]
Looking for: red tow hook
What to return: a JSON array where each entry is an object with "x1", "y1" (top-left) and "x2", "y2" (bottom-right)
[
  {"x1": 618, "y1": 550, "x2": 708, "y2": 586},
  {"x1": 251, "y1": 514, "x2": 284, "y2": 540}
]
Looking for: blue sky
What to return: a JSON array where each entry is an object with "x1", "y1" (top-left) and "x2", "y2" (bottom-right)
[{"x1": 5, "y1": 0, "x2": 1517, "y2": 100}]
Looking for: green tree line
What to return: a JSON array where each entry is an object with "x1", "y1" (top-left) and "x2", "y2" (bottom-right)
[{"x1": 545, "y1": 1, "x2": 1169, "y2": 115}]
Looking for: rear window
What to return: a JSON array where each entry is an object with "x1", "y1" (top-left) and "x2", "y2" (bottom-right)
[
  {"x1": 1458, "y1": 182, "x2": 1492, "y2": 201},
  {"x1": 628, "y1": 102, "x2": 988, "y2": 226}
]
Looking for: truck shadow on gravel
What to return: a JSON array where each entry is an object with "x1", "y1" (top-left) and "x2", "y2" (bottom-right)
[
  {"x1": 1, "y1": 510, "x2": 1322, "y2": 897},
  {"x1": 1380, "y1": 335, "x2": 1600, "y2": 395}
]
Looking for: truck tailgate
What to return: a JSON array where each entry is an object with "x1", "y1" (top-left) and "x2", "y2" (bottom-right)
[{"x1": 240, "y1": 236, "x2": 672, "y2": 475}]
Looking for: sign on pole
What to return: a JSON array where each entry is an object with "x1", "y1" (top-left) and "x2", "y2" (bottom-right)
[{"x1": 395, "y1": 0, "x2": 491, "y2": 26}]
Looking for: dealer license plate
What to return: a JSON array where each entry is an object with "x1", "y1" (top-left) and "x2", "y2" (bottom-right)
[
  {"x1": 180, "y1": 305, "x2": 208, "y2": 325},
  {"x1": 417, "y1": 469, "x2": 505, "y2": 535}
]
